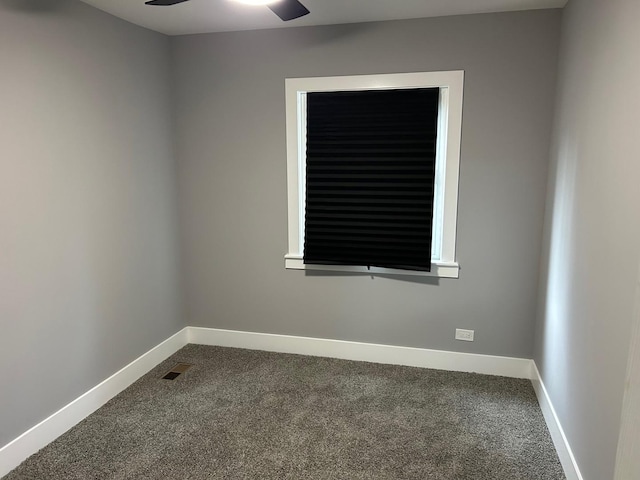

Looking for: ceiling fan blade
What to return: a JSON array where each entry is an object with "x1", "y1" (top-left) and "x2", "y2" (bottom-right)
[
  {"x1": 145, "y1": 0, "x2": 190, "y2": 5},
  {"x1": 268, "y1": 0, "x2": 309, "y2": 21}
]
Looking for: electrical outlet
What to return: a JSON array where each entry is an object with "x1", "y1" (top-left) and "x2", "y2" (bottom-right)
[{"x1": 455, "y1": 328, "x2": 474, "y2": 342}]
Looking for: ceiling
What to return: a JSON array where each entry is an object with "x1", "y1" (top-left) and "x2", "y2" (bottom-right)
[{"x1": 78, "y1": 0, "x2": 567, "y2": 36}]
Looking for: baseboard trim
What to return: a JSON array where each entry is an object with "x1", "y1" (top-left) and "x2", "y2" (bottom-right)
[
  {"x1": 2, "y1": 326, "x2": 578, "y2": 480},
  {"x1": 531, "y1": 362, "x2": 583, "y2": 480},
  {"x1": 0, "y1": 327, "x2": 189, "y2": 478},
  {"x1": 188, "y1": 326, "x2": 533, "y2": 379}
]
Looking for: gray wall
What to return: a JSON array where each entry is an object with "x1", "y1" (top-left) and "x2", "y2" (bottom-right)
[
  {"x1": 171, "y1": 10, "x2": 561, "y2": 358},
  {"x1": 0, "y1": 0, "x2": 183, "y2": 446},
  {"x1": 534, "y1": 0, "x2": 640, "y2": 479}
]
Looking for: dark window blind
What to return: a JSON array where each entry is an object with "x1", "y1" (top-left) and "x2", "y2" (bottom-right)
[{"x1": 304, "y1": 88, "x2": 440, "y2": 272}]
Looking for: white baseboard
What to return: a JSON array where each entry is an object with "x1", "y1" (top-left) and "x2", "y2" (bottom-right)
[
  {"x1": 1, "y1": 325, "x2": 578, "y2": 480},
  {"x1": 531, "y1": 362, "x2": 583, "y2": 480},
  {"x1": 0, "y1": 327, "x2": 189, "y2": 478},
  {"x1": 187, "y1": 326, "x2": 533, "y2": 379}
]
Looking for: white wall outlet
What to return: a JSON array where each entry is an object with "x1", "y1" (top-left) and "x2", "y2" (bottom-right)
[{"x1": 455, "y1": 328, "x2": 475, "y2": 342}]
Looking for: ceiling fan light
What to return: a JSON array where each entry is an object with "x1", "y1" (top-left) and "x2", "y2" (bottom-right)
[{"x1": 234, "y1": 0, "x2": 281, "y2": 5}]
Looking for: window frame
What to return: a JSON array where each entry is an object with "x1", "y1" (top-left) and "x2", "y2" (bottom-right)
[{"x1": 285, "y1": 71, "x2": 464, "y2": 278}]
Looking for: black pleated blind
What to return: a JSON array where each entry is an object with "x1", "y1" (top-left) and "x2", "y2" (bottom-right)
[{"x1": 304, "y1": 88, "x2": 440, "y2": 272}]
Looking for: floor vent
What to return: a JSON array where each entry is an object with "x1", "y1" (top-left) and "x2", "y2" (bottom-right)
[{"x1": 162, "y1": 362, "x2": 193, "y2": 380}]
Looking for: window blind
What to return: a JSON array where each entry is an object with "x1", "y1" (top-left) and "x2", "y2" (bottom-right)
[{"x1": 303, "y1": 88, "x2": 440, "y2": 272}]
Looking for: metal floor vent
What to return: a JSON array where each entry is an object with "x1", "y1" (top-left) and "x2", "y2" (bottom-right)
[{"x1": 162, "y1": 362, "x2": 193, "y2": 380}]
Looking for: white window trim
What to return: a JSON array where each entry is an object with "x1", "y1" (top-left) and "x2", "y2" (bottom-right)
[{"x1": 285, "y1": 71, "x2": 464, "y2": 278}]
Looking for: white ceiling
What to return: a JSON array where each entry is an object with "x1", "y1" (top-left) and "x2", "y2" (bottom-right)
[{"x1": 79, "y1": 0, "x2": 567, "y2": 36}]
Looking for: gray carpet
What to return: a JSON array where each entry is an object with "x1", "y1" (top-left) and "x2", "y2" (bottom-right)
[{"x1": 4, "y1": 345, "x2": 565, "y2": 479}]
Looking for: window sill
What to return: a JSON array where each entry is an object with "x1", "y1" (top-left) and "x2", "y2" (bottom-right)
[{"x1": 284, "y1": 255, "x2": 459, "y2": 279}]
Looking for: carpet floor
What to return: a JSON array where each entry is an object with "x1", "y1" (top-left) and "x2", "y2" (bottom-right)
[{"x1": 4, "y1": 345, "x2": 565, "y2": 479}]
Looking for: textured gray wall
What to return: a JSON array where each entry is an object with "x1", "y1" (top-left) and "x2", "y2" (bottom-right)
[
  {"x1": 172, "y1": 11, "x2": 561, "y2": 358},
  {"x1": 534, "y1": 0, "x2": 640, "y2": 478},
  {"x1": 0, "y1": 1, "x2": 183, "y2": 446}
]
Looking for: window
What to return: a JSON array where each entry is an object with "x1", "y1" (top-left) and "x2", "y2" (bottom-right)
[{"x1": 285, "y1": 71, "x2": 463, "y2": 278}]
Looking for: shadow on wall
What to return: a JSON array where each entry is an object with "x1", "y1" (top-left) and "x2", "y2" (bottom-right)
[
  {"x1": 0, "y1": 0, "x2": 67, "y2": 12},
  {"x1": 304, "y1": 269, "x2": 441, "y2": 286},
  {"x1": 255, "y1": 21, "x2": 381, "y2": 49}
]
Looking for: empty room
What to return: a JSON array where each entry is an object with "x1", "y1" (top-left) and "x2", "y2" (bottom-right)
[{"x1": 0, "y1": 0, "x2": 638, "y2": 479}]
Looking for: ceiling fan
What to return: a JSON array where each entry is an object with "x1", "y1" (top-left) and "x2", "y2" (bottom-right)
[{"x1": 144, "y1": 0, "x2": 310, "y2": 22}]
